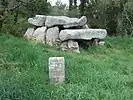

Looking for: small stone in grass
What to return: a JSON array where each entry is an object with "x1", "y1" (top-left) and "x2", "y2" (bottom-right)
[{"x1": 49, "y1": 57, "x2": 65, "y2": 84}]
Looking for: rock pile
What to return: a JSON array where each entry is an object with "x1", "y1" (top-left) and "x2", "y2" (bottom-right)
[{"x1": 24, "y1": 15, "x2": 107, "y2": 53}]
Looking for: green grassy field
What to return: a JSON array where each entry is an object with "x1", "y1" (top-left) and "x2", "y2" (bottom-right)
[{"x1": 0, "y1": 35, "x2": 133, "y2": 100}]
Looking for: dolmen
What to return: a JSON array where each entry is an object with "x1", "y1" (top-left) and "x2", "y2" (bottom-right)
[{"x1": 24, "y1": 15, "x2": 107, "y2": 53}]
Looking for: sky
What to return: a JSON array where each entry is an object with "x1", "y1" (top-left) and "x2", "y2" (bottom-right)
[
  {"x1": 48, "y1": 0, "x2": 80, "y2": 6},
  {"x1": 48, "y1": 0, "x2": 69, "y2": 6}
]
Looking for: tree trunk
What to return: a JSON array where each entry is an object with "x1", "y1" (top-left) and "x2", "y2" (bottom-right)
[
  {"x1": 0, "y1": 20, "x2": 4, "y2": 32},
  {"x1": 69, "y1": 0, "x2": 73, "y2": 11},
  {"x1": 14, "y1": 11, "x2": 19, "y2": 24},
  {"x1": 74, "y1": 0, "x2": 77, "y2": 6},
  {"x1": 80, "y1": 0, "x2": 86, "y2": 16}
]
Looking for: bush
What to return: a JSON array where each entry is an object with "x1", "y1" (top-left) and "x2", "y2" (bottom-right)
[{"x1": 1, "y1": 14, "x2": 30, "y2": 37}]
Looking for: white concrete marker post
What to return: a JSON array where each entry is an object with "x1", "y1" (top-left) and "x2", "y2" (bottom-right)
[{"x1": 49, "y1": 57, "x2": 65, "y2": 84}]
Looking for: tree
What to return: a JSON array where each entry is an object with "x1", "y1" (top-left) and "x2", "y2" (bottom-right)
[
  {"x1": 50, "y1": 0, "x2": 67, "y2": 16},
  {"x1": 76, "y1": 0, "x2": 132, "y2": 36},
  {"x1": 69, "y1": 0, "x2": 73, "y2": 10},
  {"x1": 0, "y1": 0, "x2": 51, "y2": 36},
  {"x1": 79, "y1": 0, "x2": 88, "y2": 16},
  {"x1": 0, "y1": 0, "x2": 22, "y2": 31}
]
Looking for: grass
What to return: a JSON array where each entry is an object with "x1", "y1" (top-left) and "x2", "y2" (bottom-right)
[{"x1": 0, "y1": 35, "x2": 133, "y2": 100}]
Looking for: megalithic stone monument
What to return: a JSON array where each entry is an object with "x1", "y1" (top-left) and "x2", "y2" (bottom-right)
[{"x1": 24, "y1": 15, "x2": 108, "y2": 53}]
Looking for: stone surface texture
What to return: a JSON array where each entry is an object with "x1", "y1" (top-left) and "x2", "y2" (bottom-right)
[
  {"x1": 32, "y1": 27, "x2": 47, "y2": 42},
  {"x1": 25, "y1": 15, "x2": 107, "y2": 53},
  {"x1": 49, "y1": 57, "x2": 65, "y2": 84},
  {"x1": 28, "y1": 15, "x2": 46, "y2": 26},
  {"x1": 82, "y1": 24, "x2": 89, "y2": 29},
  {"x1": 60, "y1": 41, "x2": 68, "y2": 51},
  {"x1": 59, "y1": 29, "x2": 107, "y2": 41},
  {"x1": 68, "y1": 40, "x2": 80, "y2": 53},
  {"x1": 78, "y1": 16, "x2": 87, "y2": 26},
  {"x1": 46, "y1": 27, "x2": 59, "y2": 46},
  {"x1": 24, "y1": 28, "x2": 34, "y2": 39},
  {"x1": 63, "y1": 16, "x2": 87, "y2": 28},
  {"x1": 99, "y1": 41, "x2": 105, "y2": 45},
  {"x1": 45, "y1": 16, "x2": 79, "y2": 27}
]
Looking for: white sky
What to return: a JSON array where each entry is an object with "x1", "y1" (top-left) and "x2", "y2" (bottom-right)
[
  {"x1": 48, "y1": 0, "x2": 80, "y2": 6},
  {"x1": 48, "y1": 0, "x2": 69, "y2": 6}
]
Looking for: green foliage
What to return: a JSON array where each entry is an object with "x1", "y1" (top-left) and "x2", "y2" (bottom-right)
[
  {"x1": 1, "y1": 14, "x2": 29, "y2": 37},
  {"x1": 1, "y1": 0, "x2": 133, "y2": 37},
  {"x1": 1, "y1": 0, "x2": 8, "y2": 8},
  {"x1": 0, "y1": 0, "x2": 51, "y2": 36},
  {"x1": 22, "y1": 0, "x2": 51, "y2": 16},
  {"x1": 67, "y1": 0, "x2": 133, "y2": 36},
  {"x1": 49, "y1": 0, "x2": 67, "y2": 16},
  {"x1": 0, "y1": 35, "x2": 133, "y2": 100},
  {"x1": 67, "y1": 8, "x2": 80, "y2": 17},
  {"x1": 117, "y1": 1, "x2": 133, "y2": 36}
]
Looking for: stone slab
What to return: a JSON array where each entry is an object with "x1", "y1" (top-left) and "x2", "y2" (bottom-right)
[
  {"x1": 45, "y1": 16, "x2": 79, "y2": 27},
  {"x1": 63, "y1": 16, "x2": 87, "y2": 28},
  {"x1": 49, "y1": 57, "x2": 65, "y2": 84},
  {"x1": 68, "y1": 40, "x2": 80, "y2": 53},
  {"x1": 32, "y1": 27, "x2": 47, "y2": 42},
  {"x1": 59, "y1": 29, "x2": 107, "y2": 41},
  {"x1": 24, "y1": 28, "x2": 34, "y2": 39},
  {"x1": 99, "y1": 41, "x2": 105, "y2": 45},
  {"x1": 28, "y1": 15, "x2": 46, "y2": 26},
  {"x1": 45, "y1": 16, "x2": 87, "y2": 28},
  {"x1": 60, "y1": 41, "x2": 68, "y2": 51},
  {"x1": 46, "y1": 27, "x2": 59, "y2": 46}
]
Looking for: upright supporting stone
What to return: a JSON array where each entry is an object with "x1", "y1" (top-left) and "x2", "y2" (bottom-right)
[
  {"x1": 92, "y1": 38, "x2": 99, "y2": 45},
  {"x1": 46, "y1": 27, "x2": 59, "y2": 46},
  {"x1": 24, "y1": 28, "x2": 34, "y2": 39},
  {"x1": 60, "y1": 41, "x2": 68, "y2": 51},
  {"x1": 49, "y1": 57, "x2": 65, "y2": 84},
  {"x1": 68, "y1": 40, "x2": 80, "y2": 53},
  {"x1": 32, "y1": 27, "x2": 47, "y2": 42}
]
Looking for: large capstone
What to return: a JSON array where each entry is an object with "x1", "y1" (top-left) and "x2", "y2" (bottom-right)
[
  {"x1": 59, "y1": 29, "x2": 107, "y2": 41},
  {"x1": 24, "y1": 28, "x2": 34, "y2": 39},
  {"x1": 28, "y1": 15, "x2": 46, "y2": 26},
  {"x1": 63, "y1": 16, "x2": 87, "y2": 28},
  {"x1": 32, "y1": 27, "x2": 47, "y2": 42},
  {"x1": 46, "y1": 27, "x2": 59, "y2": 46},
  {"x1": 78, "y1": 16, "x2": 87, "y2": 26},
  {"x1": 45, "y1": 16, "x2": 79, "y2": 27},
  {"x1": 45, "y1": 16, "x2": 87, "y2": 28}
]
